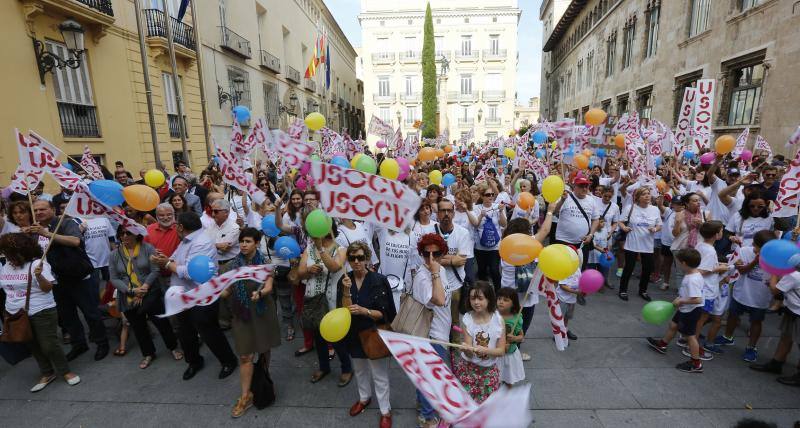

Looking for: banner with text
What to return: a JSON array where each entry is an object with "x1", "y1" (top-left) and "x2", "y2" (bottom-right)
[{"x1": 162, "y1": 264, "x2": 272, "y2": 317}]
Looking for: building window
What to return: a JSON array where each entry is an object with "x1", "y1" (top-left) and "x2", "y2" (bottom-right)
[
  {"x1": 617, "y1": 94, "x2": 629, "y2": 115},
  {"x1": 644, "y1": 3, "x2": 660, "y2": 58},
  {"x1": 488, "y1": 105, "x2": 498, "y2": 120},
  {"x1": 576, "y1": 60, "x2": 583, "y2": 91},
  {"x1": 605, "y1": 32, "x2": 616, "y2": 77},
  {"x1": 379, "y1": 107, "x2": 390, "y2": 123},
  {"x1": 47, "y1": 41, "x2": 100, "y2": 138},
  {"x1": 673, "y1": 71, "x2": 703, "y2": 123},
  {"x1": 461, "y1": 35, "x2": 472, "y2": 56},
  {"x1": 586, "y1": 51, "x2": 594, "y2": 87},
  {"x1": 227, "y1": 66, "x2": 250, "y2": 108},
  {"x1": 404, "y1": 36, "x2": 417, "y2": 56},
  {"x1": 404, "y1": 76, "x2": 413, "y2": 96},
  {"x1": 406, "y1": 106, "x2": 416, "y2": 125},
  {"x1": 689, "y1": 0, "x2": 711, "y2": 37},
  {"x1": 461, "y1": 106, "x2": 471, "y2": 121},
  {"x1": 581, "y1": 106, "x2": 590, "y2": 124},
  {"x1": 263, "y1": 82, "x2": 279, "y2": 129},
  {"x1": 740, "y1": 0, "x2": 761, "y2": 11},
  {"x1": 726, "y1": 63, "x2": 765, "y2": 126},
  {"x1": 162, "y1": 72, "x2": 187, "y2": 139},
  {"x1": 378, "y1": 76, "x2": 390, "y2": 96},
  {"x1": 489, "y1": 35, "x2": 500, "y2": 55},
  {"x1": 460, "y1": 74, "x2": 472, "y2": 95},
  {"x1": 601, "y1": 99, "x2": 612, "y2": 119},
  {"x1": 622, "y1": 17, "x2": 636, "y2": 69},
  {"x1": 637, "y1": 86, "x2": 653, "y2": 120}
]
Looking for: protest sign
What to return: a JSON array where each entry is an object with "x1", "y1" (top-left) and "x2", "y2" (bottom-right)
[
  {"x1": 773, "y1": 147, "x2": 800, "y2": 218},
  {"x1": 65, "y1": 183, "x2": 148, "y2": 235},
  {"x1": 274, "y1": 130, "x2": 315, "y2": 169},
  {"x1": 692, "y1": 79, "x2": 715, "y2": 151},
  {"x1": 215, "y1": 143, "x2": 266, "y2": 204},
  {"x1": 162, "y1": 264, "x2": 272, "y2": 317},
  {"x1": 80, "y1": 145, "x2": 104, "y2": 180},
  {"x1": 674, "y1": 87, "x2": 697, "y2": 155},
  {"x1": 367, "y1": 114, "x2": 394, "y2": 138}
]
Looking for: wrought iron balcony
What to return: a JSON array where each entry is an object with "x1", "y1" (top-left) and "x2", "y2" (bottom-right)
[
  {"x1": 143, "y1": 9, "x2": 195, "y2": 51},
  {"x1": 338, "y1": 97, "x2": 345, "y2": 106},
  {"x1": 371, "y1": 52, "x2": 395, "y2": 64},
  {"x1": 58, "y1": 102, "x2": 100, "y2": 137},
  {"x1": 482, "y1": 90, "x2": 506, "y2": 101},
  {"x1": 400, "y1": 51, "x2": 420, "y2": 62},
  {"x1": 76, "y1": 0, "x2": 113, "y2": 16},
  {"x1": 435, "y1": 50, "x2": 451, "y2": 61},
  {"x1": 457, "y1": 117, "x2": 474, "y2": 126},
  {"x1": 219, "y1": 26, "x2": 251, "y2": 59},
  {"x1": 485, "y1": 118, "x2": 502, "y2": 127},
  {"x1": 304, "y1": 78, "x2": 316, "y2": 92},
  {"x1": 455, "y1": 50, "x2": 479, "y2": 61},
  {"x1": 285, "y1": 66, "x2": 301, "y2": 83},
  {"x1": 448, "y1": 91, "x2": 478, "y2": 102},
  {"x1": 482, "y1": 49, "x2": 508, "y2": 60},
  {"x1": 259, "y1": 50, "x2": 281, "y2": 73},
  {"x1": 168, "y1": 114, "x2": 188, "y2": 139},
  {"x1": 400, "y1": 92, "x2": 421, "y2": 102},
  {"x1": 373, "y1": 93, "x2": 396, "y2": 103}
]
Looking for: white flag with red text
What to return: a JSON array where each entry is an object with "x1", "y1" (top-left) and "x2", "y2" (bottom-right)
[
  {"x1": 65, "y1": 183, "x2": 148, "y2": 235},
  {"x1": 80, "y1": 145, "x2": 104, "y2": 180},
  {"x1": 162, "y1": 265, "x2": 272, "y2": 317},
  {"x1": 773, "y1": 147, "x2": 800, "y2": 218},
  {"x1": 215, "y1": 143, "x2": 266, "y2": 205}
]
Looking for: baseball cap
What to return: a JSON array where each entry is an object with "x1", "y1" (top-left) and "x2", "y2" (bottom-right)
[
  {"x1": 727, "y1": 167, "x2": 741, "y2": 176},
  {"x1": 573, "y1": 173, "x2": 590, "y2": 185}
]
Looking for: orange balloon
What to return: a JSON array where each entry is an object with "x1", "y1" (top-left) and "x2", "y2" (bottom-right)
[
  {"x1": 656, "y1": 180, "x2": 668, "y2": 193},
  {"x1": 585, "y1": 108, "x2": 607, "y2": 126},
  {"x1": 715, "y1": 135, "x2": 736, "y2": 155},
  {"x1": 444, "y1": 144, "x2": 453, "y2": 153},
  {"x1": 435, "y1": 148, "x2": 445, "y2": 158},
  {"x1": 517, "y1": 192, "x2": 535, "y2": 211},
  {"x1": 614, "y1": 134, "x2": 626, "y2": 148},
  {"x1": 418, "y1": 147, "x2": 436, "y2": 162},
  {"x1": 499, "y1": 234, "x2": 543, "y2": 266},
  {"x1": 574, "y1": 154, "x2": 589, "y2": 169},
  {"x1": 582, "y1": 149, "x2": 593, "y2": 158},
  {"x1": 122, "y1": 184, "x2": 160, "y2": 212}
]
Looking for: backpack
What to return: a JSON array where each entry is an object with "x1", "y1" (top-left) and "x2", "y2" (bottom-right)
[
  {"x1": 479, "y1": 216, "x2": 500, "y2": 247},
  {"x1": 514, "y1": 262, "x2": 536, "y2": 294}
]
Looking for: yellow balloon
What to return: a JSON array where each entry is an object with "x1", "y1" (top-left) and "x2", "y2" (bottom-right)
[
  {"x1": 320, "y1": 307, "x2": 351, "y2": 342},
  {"x1": 504, "y1": 147, "x2": 516, "y2": 159},
  {"x1": 351, "y1": 153, "x2": 364, "y2": 168},
  {"x1": 304, "y1": 112, "x2": 326, "y2": 131},
  {"x1": 122, "y1": 185, "x2": 160, "y2": 212},
  {"x1": 429, "y1": 170, "x2": 443, "y2": 185},
  {"x1": 538, "y1": 244, "x2": 580, "y2": 281},
  {"x1": 541, "y1": 175, "x2": 565, "y2": 203},
  {"x1": 551, "y1": 141, "x2": 558, "y2": 150},
  {"x1": 144, "y1": 169, "x2": 165, "y2": 188},
  {"x1": 584, "y1": 108, "x2": 607, "y2": 126},
  {"x1": 379, "y1": 158, "x2": 400, "y2": 180}
]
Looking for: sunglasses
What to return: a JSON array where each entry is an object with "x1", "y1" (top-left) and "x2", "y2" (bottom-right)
[
  {"x1": 483, "y1": 193, "x2": 495, "y2": 197},
  {"x1": 438, "y1": 208, "x2": 454, "y2": 213},
  {"x1": 121, "y1": 231, "x2": 134, "y2": 236},
  {"x1": 212, "y1": 209, "x2": 227, "y2": 213},
  {"x1": 749, "y1": 204, "x2": 766, "y2": 209},
  {"x1": 348, "y1": 254, "x2": 367, "y2": 262},
  {"x1": 422, "y1": 250, "x2": 443, "y2": 258}
]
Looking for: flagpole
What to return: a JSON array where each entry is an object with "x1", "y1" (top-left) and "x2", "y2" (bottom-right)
[
  {"x1": 134, "y1": 0, "x2": 162, "y2": 167},
  {"x1": 189, "y1": 0, "x2": 213, "y2": 162},
  {"x1": 40, "y1": 210, "x2": 68, "y2": 260},
  {"x1": 163, "y1": 0, "x2": 190, "y2": 166}
]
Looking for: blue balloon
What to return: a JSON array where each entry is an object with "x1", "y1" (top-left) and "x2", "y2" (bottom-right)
[
  {"x1": 232, "y1": 105, "x2": 251, "y2": 123},
  {"x1": 274, "y1": 236, "x2": 301, "y2": 259},
  {"x1": 761, "y1": 240, "x2": 800, "y2": 270},
  {"x1": 64, "y1": 163, "x2": 74, "y2": 171},
  {"x1": 260, "y1": 214, "x2": 280, "y2": 237},
  {"x1": 535, "y1": 149, "x2": 546, "y2": 159},
  {"x1": 331, "y1": 156, "x2": 350, "y2": 169},
  {"x1": 598, "y1": 252, "x2": 616, "y2": 269},
  {"x1": 683, "y1": 150, "x2": 695, "y2": 160},
  {"x1": 596, "y1": 148, "x2": 606, "y2": 158},
  {"x1": 442, "y1": 173, "x2": 456, "y2": 187},
  {"x1": 782, "y1": 231, "x2": 800, "y2": 243},
  {"x1": 187, "y1": 255, "x2": 216, "y2": 283},
  {"x1": 533, "y1": 131, "x2": 548, "y2": 145},
  {"x1": 88, "y1": 179, "x2": 125, "y2": 206},
  {"x1": 502, "y1": 158, "x2": 508, "y2": 166},
  {"x1": 589, "y1": 160, "x2": 595, "y2": 169}
]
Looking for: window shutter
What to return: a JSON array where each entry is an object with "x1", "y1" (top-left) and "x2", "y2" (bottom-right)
[{"x1": 47, "y1": 41, "x2": 94, "y2": 106}]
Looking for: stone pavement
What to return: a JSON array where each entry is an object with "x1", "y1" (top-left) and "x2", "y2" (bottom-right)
[{"x1": 1, "y1": 277, "x2": 799, "y2": 428}]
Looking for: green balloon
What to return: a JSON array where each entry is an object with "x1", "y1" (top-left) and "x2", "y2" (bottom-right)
[
  {"x1": 310, "y1": 154, "x2": 321, "y2": 161},
  {"x1": 305, "y1": 209, "x2": 332, "y2": 238},
  {"x1": 514, "y1": 180, "x2": 521, "y2": 193},
  {"x1": 355, "y1": 155, "x2": 378, "y2": 174},
  {"x1": 641, "y1": 301, "x2": 675, "y2": 325}
]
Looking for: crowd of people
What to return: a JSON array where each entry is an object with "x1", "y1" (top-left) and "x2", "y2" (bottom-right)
[{"x1": 1, "y1": 138, "x2": 800, "y2": 428}]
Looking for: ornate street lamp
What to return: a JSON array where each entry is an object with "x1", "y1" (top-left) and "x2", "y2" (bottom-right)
[
  {"x1": 33, "y1": 19, "x2": 86, "y2": 85},
  {"x1": 218, "y1": 76, "x2": 245, "y2": 108}
]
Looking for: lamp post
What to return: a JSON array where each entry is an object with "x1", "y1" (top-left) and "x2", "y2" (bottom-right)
[
  {"x1": 478, "y1": 108, "x2": 483, "y2": 123},
  {"x1": 218, "y1": 76, "x2": 245, "y2": 108},
  {"x1": 33, "y1": 19, "x2": 86, "y2": 85},
  {"x1": 396, "y1": 110, "x2": 402, "y2": 127}
]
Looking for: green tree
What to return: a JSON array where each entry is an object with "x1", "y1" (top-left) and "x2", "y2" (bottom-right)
[{"x1": 421, "y1": 2, "x2": 437, "y2": 139}]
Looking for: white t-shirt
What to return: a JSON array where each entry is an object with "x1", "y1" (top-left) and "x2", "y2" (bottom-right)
[
  {"x1": 411, "y1": 264, "x2": 451, "y2": 341},
  {"x1": 556, "y1": 269, "x2": 581, "y2": 304},
  {"x1": 336, "y1": 221, "x2": 378, "y2": 266},
  {"x1": 81, "y1": 217, "x2": 115, "y2": 268},
  {"x1": 510, "y1": 197, "x2": 540, "y2": 234},
  {"x1": 776, "y1": 272, "x2": 800, "y2": 315},
  {"x1": 555, "y1": 193, "x2": 598, "y2": 244},
  {"x1": 726, "y1": 213, "x2": 774, "y2": 248},
  {"x1": 453, "y1": 208, "x2": 478, "y2": 243},
  {"x1": 377, "y1": 228, "x2": 414, "y2": 289},
  {"x1": 697, "y1": 242, "x2": 720, "y2": 300},
  {"x1": 732, "y1": 246, "x2": 771, "y2": 309},
  {"x1": 436, "y1": 223, "x2": 472, "y2": 292},
  {"x1": 460, "y1": 311, "x2": 505, "y2": 367},
  {"x1": 661, "y1": 208, "x2": 677, "y2": 247},
  {"x1": 678, "y1": 272, "x2": 704, "y2": 313},
  {"x1": 500, "y1": 260, "x2": 539, "y2": 307},
  {"x1": 475, "y1": 205, "x2": 503, "y2": 251},
  {"x1": 623, "y1": 205, "x2": 662, "y2": 253},
  {"x1": 410, "y1": 220, "x2": 439, "y2": 269},
  {"x1": 0, "y1": 219, "x2": 20, "y2": 235},
  {"x1": 598, "y1": 177, "x2": 619, "y2": 202},
  {"x1": 706, "y1": 178, "x2": 733, "y2": 224},
  {"x1": 593, "y1": 199, "x2": 620, "y2": 249},
  {"x1": 1, "y1": 260, "x2": 56, "y2": 316}
]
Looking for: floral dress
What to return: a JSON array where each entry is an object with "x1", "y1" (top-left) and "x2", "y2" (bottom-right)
[{"x1": 453, "y1": 311, "x2": 503, "y2": 402}]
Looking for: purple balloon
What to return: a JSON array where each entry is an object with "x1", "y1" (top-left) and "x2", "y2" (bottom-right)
[
  {"x1": 579, "y1": 269, "x2": 604, "y2": 294},
  {"x1": 740, "y1": 149, "x2": 753, "y2": 162},
  {"x1": 700, "y1": 152, "x2": 716, "y2": 165},
  {"x1": 376, "y1": 140, "x2": 387, "y2": 149},
  {"x1": 299, "y1": 160, "x2": 311, "y2": 176},
  {"x1": 295, "y1": 177, "x2": 307, "y2": 191},
  {"x1": 396, "y1": 157, "x2": 410, "y2": 181}
]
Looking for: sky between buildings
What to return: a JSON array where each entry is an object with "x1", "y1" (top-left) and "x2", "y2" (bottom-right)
[{"x1": 325, "y1": 0, "x2": 543, "y2": 104}]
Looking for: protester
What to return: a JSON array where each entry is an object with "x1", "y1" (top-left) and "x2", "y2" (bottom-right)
[
  {"x1": 169, "y1": 193, "x2": 190, "y2": 215},
  {"x1": 169, "y1": 176, "x2": 202, "y2": 215},
  {"x1": 205, "y1": 199, "x2": 241, "y2": 265},
  {"x1": 496, "y1": 287, "x2": 524, "y2": 385},
  {"x1": 618, "y1": 187, "x2": 662, "y2": 301},
  {"x1": 473, "y1": 182, "x2": 507, "y2": 289},
  {"x1": 553, "y1": 173, "x2": 599, "y2": 271}
]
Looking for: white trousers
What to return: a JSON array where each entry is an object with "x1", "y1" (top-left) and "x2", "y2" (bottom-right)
[{"x1": 352, "y1": 357, "x2": 391, "y2": 414}]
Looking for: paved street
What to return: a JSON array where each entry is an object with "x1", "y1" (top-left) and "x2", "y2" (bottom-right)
[{"x1": 2, "y1": 276, "x2": 799, "y2": 428}]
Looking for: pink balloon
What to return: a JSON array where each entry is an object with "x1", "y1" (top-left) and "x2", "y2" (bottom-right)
[
  {"x1": 295, "y1": 177, "x2": 307, "y2": 191},
  {"x1": 759, "y1": 257, "x2": 795, "y2": 276},
  {"x1": 700, "y1": 152, "x2": 716, "y2": 165},
  {"x1": 299, "y1": 160, "x2": 311, "y2": 176},
  {"x1": 333, "y1": 151, "x2": 345, "y2": 158},
  {"x1": 578, "y1": 269, "x2": 604, "y2": 294},
  {"x1": 740, "y1": 149, "x2": 753, "y2": 162},
  {"x1": 396, "y1": 157, "x2": 410, "y2": 181},
  {"x1": 376, "y1": 140, "x2": 387, "y2": 149}
]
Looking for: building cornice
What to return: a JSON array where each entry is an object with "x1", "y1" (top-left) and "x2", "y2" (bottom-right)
[
  {"x1": 543, "y1": 0, "x2": 587, "y2": 52},
  {"x1": 359, "y1": 9, "x2": 521, "y2": 21}
]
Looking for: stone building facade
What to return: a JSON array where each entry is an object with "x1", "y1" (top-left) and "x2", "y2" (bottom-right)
[{"x1": 538, "y1": 0, "x2": 800, "y2": 154}]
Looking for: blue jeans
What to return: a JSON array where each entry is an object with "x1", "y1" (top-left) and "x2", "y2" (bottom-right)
[
  {"x1": 417, "y1": 343, "x2": 449, "y2": 420},
  {"x1": 464, "y1": 257, "x2": 477, "y2": 286}
]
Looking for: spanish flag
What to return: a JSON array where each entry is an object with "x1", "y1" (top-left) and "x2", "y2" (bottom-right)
[{"x1": 305, "y1": 34, "x2": 318, "y2": 78}]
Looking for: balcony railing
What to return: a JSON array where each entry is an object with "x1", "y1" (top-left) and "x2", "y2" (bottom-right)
[
  {"x1": 482, "y1": 49, "x2": 508, "y2": 60},
  {"x1": 400, "y1": 92, "x2": 421, "y2": 102},
  {"x1": 373, "y1": 93, "x2": 396, "y2": 103},
  {"x1": 285, "y1": 66, "x2": 301, "y2": 83},
  {"x1": 259, "y1": 50, "x2": 281, "y2": 73},
  {"x1": 338, "y1": 97, "x2": 345, "y2": 106},
  {"x1": 371, "y1": 52, "x2": 395, "y2": 64},
  {"x1": 448, "y1": 91, "x2": 478, "y2": 102},
  {"x1": 168, "y1": 114, "x2": 188, "y2": 139},
  {"x1": 304, "y1": 78, "x2": 316, "y2": 92},
  {"x1": 457, "y1": 118, "x2": 475, "y2": 126},
  {"x1": 58, "y1": 102, "x2": 100, "y2": 137},
  {"x1": 400, "y1": 51, "x2": 420, "y2": 62},
  {"x1": 76, "y1": 0, "x2": 114, "y2": 16},
  {"x1": 435, "y1": 50, "x2": 451, "y2": 60},
  {"x1": 455, "y1": 50, "x2": 479, "y2": 61},
  {"x1": 143, "y1": 9, "x2": 195, "y2": 51},
  {"x1": 482, "y1": 90, "x2": 506, "y2": 101},
  {"x1": 219, "y1": 26, "x2": 252, "y2": 59},
  {"x1": 485, "y1": 118, "x2": 502, "y2": 127}
]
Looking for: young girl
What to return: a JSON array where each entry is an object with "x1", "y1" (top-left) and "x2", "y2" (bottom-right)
[
  {"x1": 497, "y1": 288, "x2": 525, "y2": 386},
  {"x1": 455, "y1": 281, "x2": 507, "y2": 403}
]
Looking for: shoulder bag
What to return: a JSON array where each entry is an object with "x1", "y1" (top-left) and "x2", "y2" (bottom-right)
[
  {"x1": 301, "y1": 246, "x2": 333, "y2": 330},
  {"x1": 391, "y1": 271, "x2": 433, "y2": 338},
  {"x1": 356, "y1": 274, "x2": 393, "y2": 360},
  {"x1": 0, "y1": 265, "x2": 34, "y2": 343}
]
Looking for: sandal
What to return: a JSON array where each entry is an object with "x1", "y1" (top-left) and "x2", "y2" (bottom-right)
[
  {"x1": 139, "y1": 355, "x2": 155, "y2": 369},
  {"x1": 286, "y1": 328, "x2": 295, "y2": 342},
  {"x1": 171, "y1": 350, "x2": 184, "y2": 361},
  {"x1": 310, "y1": 370, "x2": 330, "y2": 383},
  {"x1": 338, "y1": 372, "x2": 353, "y2": 387},
  {"x1": 30, "y1": 375, "x2": 56, "y2": 393},
  {"x1": 113, "y1": 348, "x2": 127, "y2": 357},
  {"x1": 294, "y1": 347, "x2": 314, "y2": 357}
]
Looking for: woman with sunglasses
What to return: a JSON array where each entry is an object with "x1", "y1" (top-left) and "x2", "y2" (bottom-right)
[
  {"x1": 618, "y1": 187, "x2": 662, "y2": 302},
  {"x1": 474, "y1": 182, "x2": 507, "y2": 290},
  {"x1": 298, "y1": 223, "x2": 352, "y2": 385},
  {"x1": 727, "y1": 191, "x2": 774, "y2": 250},
  {"x1": 337, "y1": 219, "x2": 378, "y2": 269},
  {"x1": 337, "y1": 242, "x2": 396, "y2": 428},
  {"x1": 109, "y1": 226, "x2": 181, "y2": 369}
]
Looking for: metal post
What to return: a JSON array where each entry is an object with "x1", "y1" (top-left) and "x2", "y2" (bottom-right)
[
  {"x1": 133, "y1": 0, "x2": 161, "y2": 167},
  {"x1": 163, "y1": 0, "x2": 190, "y2": 166},
  {"x1": 189, "y1": 0, "x2": 213, "y2": 162}
]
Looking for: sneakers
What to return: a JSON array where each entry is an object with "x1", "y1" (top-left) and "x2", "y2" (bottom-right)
[
  {"x1": 682, "y1": 348, "x2": 714, "y2": 361},
  {"x1": 703, "y1": 343, "x2": 724, "y2": 355},
  {"x1": 742, "y1": 347, "x2": 758, "y2": 363},
  {"x1": 776, "y1": 372, "x2": 800, "y2": 387},
  {"x1": 615, "y1": 268, "x2": 623, "y2": 278},
  {"x1": 658, "y1": 282, "x2": 669, "y2": 291},
  {"x1": 676, "y1": 360, "x2": 703, "y2": 373},
  {"x1": 646, "y1": 337, "x2": 667, "y2": 354},
  {"x1": 566, "y1": 331, "x2": 577, "y2": 340},
  {"x1": 750, "y1": 359, "x2": 784, "y2": 374},
  {"x1": 714, "y1": 335, "x2": 735, "y2": 346},
  {"x1": 676, "y1": 338, "x2": 688, "y2": 349},
  {"x1": 521, "y1": 352, "x2": 531, "y2": 362}
]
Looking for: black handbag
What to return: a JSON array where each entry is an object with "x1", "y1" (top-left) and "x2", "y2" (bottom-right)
[
  {"x1": 250, "y1": 354, "x2": 275, "y2": 409},
  {"x1": 301, "y1": 266, "x2": 331, "y2": 330}
]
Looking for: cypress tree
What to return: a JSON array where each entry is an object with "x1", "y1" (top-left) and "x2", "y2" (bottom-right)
[{"x1": 421, "y1": 2, "x2": 437, "y2": 139}]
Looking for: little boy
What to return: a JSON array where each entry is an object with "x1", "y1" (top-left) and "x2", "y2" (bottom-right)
[
  {"x1": 715, "y1": 230, "x2": 776, "y2": 362},
  {"x1": 693, "y1": 221, "x2": 730, "y2": 358},
  {"x1": 557, "y1": 248, "x2": 584, "y2": 341},
  {"x1": 647, "y1": 248, "x2": 705, "y2": 373}
]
